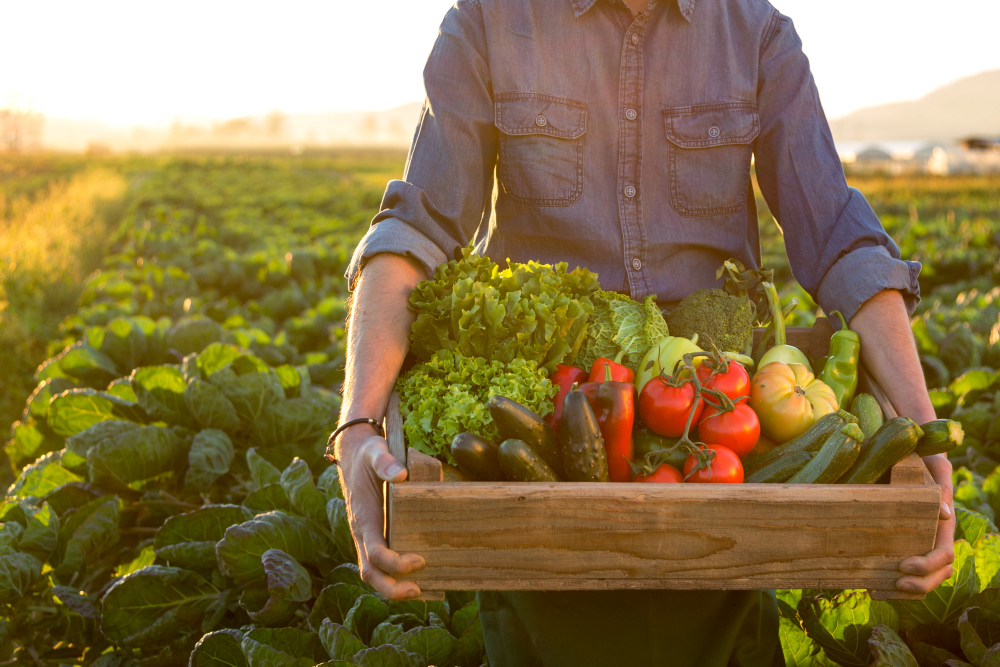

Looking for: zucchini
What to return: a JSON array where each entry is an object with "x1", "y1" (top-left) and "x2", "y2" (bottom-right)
[
  {"x1": 914, "y1": 419, "x2": 964, "y2": 456},
  {"x1": 745, "y1": 450, "x2": 813, "y2": 483},
  {"x1": 743, "y1": 410, "x2": 858, "y2": 476},
  {"x1": 450, "y1": 432, "x2": 502, "y2": 481},
  {"x1": 838, "y1": 417, "x2": 923, "y2": 484},
  {"x1": 849, "y1": 393, "x2": 884, "y2": 440},
  {"x1": 488, "y1": 395, "x2": 563, "y2": 477},
  {"x1": 498, "y1": 439, "x2": 560, "y2": 482},
  {"x1": 787, "y1": 423, "x2": 863, "y2": 484},
  {"x1": 559, "y1": 389, "x2": 610, "y2": 482}
]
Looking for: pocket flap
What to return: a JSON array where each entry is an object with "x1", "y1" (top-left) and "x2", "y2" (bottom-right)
[
  {"x1": 663, "y1": 103, "x2": 759, "y2": 148},
  {"x1": 495, "y1": 92, "x2": 587, "y2": 139}
]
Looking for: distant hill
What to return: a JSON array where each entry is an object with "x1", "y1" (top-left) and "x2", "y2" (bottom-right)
[
  {"x1": 38, "y1": 69, "x2": 999, "y2": 151},
  {"x1": 829, "y1": 69, "x2": 1000, "y2": 142}
]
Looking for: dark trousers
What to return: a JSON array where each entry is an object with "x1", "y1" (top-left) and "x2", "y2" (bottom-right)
[{"x1": 479, "y1": 589, "x2": 785, "y2": 667}]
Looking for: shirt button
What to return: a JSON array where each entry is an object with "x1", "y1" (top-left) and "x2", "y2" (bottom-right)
[
  {"x1": 624, "y1": 185, "x2": 636, "y2": 198},
  {"x1": 708, "y1": 125, "x2": 721, "y2": 138},
  {"x1": 625, "y1": 108, "x2": 637, "y2": 120},
  {"x1": 632, "y1": 258, "x2": 642, "y2": 271},
  {"x1": 630, "y1": 33, "x2": 639, "y2": 45},
  {"x1": 535, "y1": 115, "x2": 547, "y2": 127}
]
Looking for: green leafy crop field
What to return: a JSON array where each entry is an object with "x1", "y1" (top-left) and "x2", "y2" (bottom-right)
[{"x1": 1, "y1": 153, "x2": 998, "y2": 666}]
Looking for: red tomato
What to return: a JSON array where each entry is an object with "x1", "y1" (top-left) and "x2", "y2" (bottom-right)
[
  {"x1": 634, "y1": 463, "x2": 684, "y2": 483},
  {"x1": 638, "y1": 378, "x2": 704, "y2": 437},
  {"x1": 683, "y1": 445, "x2": 744, "y2": 483},
  {"x1": 696, "y1": 360, "x2": 750, "y2": 402},
  {"x1": 697, "y1": 399, "x2": 761, "y2": 458}
]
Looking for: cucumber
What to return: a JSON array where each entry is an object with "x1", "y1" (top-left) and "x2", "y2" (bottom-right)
[
  {"x1": 488, "y1": 395, "x2": 563, "y2": 477},
  {"x1": 498, "y1": 439, "x2": 560, "y2": 482},
  {"x1": 787, "y1": 423, "x2": 863, "y2": 484},
  {"x1": 838, "y1": 417, "x2": 923, "y2": 484},
  {"x1": 745, "y1": 450, "x2": 813, "y2": 483},
  {"x1": 743, "y1": 410, "x2": 857, "y2": 476},
  {"x1": 914, "y1": 419, "x2": 964, "y2": 457},
  {"x1": 559, "y1": 389, "x2": 610, "y2": 482},
  {"x1": 450, "y1": 432, "x2": 502, "y2": 481},
  {"x1": 849, "y1": 393, "x2": 884, "y2": 441}
]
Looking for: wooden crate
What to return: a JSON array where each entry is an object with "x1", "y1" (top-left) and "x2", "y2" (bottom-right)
[{"x1": 384, "y1": 318, "x2": 941, "y2": 600}]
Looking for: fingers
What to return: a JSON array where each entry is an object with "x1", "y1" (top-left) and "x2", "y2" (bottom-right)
[
  {"x1": 354, "y1": 521, "x2": 423, "y2": 599},
  {"x1": 896, "y1": 561, "x2": 954, "y2": 594},
  {"x1": 368, "y1": 542, "x2": 425, "y2": 577},
  {"x1": 900, "y1": 544, "x2": 955, "y2": 577},
  {"x1": 358, "y1": 548, "x2": 423, "y2": 601}
]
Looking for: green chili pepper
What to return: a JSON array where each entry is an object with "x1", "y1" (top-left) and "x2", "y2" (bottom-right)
[{"x1": 820, "y1": 310, "x2": 860, "y2": 408}]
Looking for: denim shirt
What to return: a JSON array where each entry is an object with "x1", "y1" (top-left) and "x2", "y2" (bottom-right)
[{"x1": 347, "y1": 0, "x2": 920, "y2": 320}]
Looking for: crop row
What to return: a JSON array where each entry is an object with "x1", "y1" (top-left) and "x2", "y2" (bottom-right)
[{"x1": 1, "y1": 159, "x2": 485, "y2": 667}]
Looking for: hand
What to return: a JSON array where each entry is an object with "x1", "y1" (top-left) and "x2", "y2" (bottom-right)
[
  {"x1": 336, "y1": 427, "x2": 425, "y2": 600},
  {"x1": 896, "y1": 454, "x2": 955, "y2": 594}
]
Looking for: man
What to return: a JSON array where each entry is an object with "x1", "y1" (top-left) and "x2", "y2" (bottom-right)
[{"x1": 332, "y1": 0, "x2": 956, "y2": 664}]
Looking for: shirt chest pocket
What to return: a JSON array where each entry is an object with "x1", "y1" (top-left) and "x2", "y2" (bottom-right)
[
  {"x1": 663, "y1": 103, "x2": 760, "y2": 217},
  {"x1": 495, "y1": 93, "x2": 587, "y2": 207}
]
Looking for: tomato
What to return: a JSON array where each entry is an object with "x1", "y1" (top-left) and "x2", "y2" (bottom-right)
[
  {"x1": 634, "y1": 463, "x2": 683, "y2": 483},
  {"x1": 638, "y1": 377, "x2": 703, "y2": 437},
  {"x1": 750, "y1": 362, "x2": 838, "y2": 443},
  {"x1": 696, "y1": 399, "x2": 760, "y2": 458},
  {"x1": 683, "y1": 445, "x2": 744, "y2": 483},
  {"x1": 696, "y1": 360, "x2": 750, "y2": 402}
]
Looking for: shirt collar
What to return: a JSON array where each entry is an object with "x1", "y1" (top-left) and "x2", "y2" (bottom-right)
[{"x1": 570, "y1": 0, "x2": 694, "y2": 21}]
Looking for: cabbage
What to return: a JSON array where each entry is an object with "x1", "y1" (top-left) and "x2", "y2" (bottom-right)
[{"x1": 576, "y1": 290, "x2": 670, "y2": 374}]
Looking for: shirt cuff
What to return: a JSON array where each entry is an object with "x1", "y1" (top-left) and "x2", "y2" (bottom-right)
[
  {"x1": 816, "y1": 246, "x2": 922, "y2": 323},
  {"x1": 345, "y1": 218, "x2": 448, "y2": 289}
]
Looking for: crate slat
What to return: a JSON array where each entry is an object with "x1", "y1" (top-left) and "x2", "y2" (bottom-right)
[{"x1": 389, "y1": 481, "x2": 939, "y2": 592}]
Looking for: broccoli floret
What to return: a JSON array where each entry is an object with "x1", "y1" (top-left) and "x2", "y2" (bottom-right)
[{"x1": 666, "y1": 288, "x2": 754, "y2": 354}]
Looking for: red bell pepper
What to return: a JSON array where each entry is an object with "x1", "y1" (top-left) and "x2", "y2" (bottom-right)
[
  {"x1": 579, "y1": 364, "x2": 635, "y2": 482},
  {"x1": 546, "y1": 364, "x2": 589, "y2": 433},
  {"x1": 588, "y1": 352, "x2": 634, "y2": 384}
]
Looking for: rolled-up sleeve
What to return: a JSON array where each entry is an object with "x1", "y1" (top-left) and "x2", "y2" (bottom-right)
[
  {"x1": 346, "y1": 0, "x2": 497, "y2": 288},
  {"x1": 753, "y1": 12, "x2": 921, "y2": 321}
]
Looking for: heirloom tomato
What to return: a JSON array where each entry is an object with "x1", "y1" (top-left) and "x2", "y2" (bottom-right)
[{"x1": 750, "y1": 362, "x2": 838, "y2": 443}]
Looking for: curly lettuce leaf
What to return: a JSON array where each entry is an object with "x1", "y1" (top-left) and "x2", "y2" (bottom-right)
[
  {"x1": 395, "y1": 350, "x2": 557, "y2": 463},
  {"x1": 408, "y1": 247, "x2": 599, "y2": 373}
]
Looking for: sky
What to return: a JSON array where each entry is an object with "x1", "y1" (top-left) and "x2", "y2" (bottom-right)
[{"x1": 2, "y1": 0, "x2": 999, "y2": 126}]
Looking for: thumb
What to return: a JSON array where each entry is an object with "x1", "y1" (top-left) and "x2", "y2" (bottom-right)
[{"x1": 370, "y1": 449, "x2": 408, "y2": 482}]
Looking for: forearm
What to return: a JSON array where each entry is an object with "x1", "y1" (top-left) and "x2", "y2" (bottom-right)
[
  {"x1": 335, "y1": 253, "x2": 426, "y2": 455},
  {"x1": 853, "y1": 290, "x2": 955, "y2": 592},
  {"x1": 849, "y1": 289, "x2": 936, "y2": 424}
]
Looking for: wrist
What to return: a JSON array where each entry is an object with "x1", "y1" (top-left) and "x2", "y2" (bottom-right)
[{"x1": 331, "y1": 422, "x2": 380, "y2": 460}]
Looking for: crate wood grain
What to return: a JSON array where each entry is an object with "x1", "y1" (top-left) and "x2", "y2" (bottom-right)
[{"x1": 385, "y1": 319, "x2": 941, "y2": 599}]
